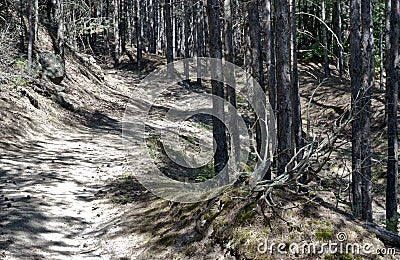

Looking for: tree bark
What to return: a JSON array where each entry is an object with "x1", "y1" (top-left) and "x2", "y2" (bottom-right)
[
  {"x1": 275, "y1": 0, "x2": 293, "y2": 174},
  {"x1": 134, "y1": 0, "x2": 142, "y2": 67},
  {"x1": 247, "y1": 0, "x2": 265, "y2": 159},
  {"x1": 165, "y1": 0, "x2": 174, "y2": 78},
  {"x1": 113, "y1": 0, "x2": 120, "y2": 66},
  {"x1": 264, "y1": 0, "x2": 276, "y2": 115},
  {"x1": 57, "y1": 0, "x2": 64, "y2": 58},
  {"x1": 224, "y1": 0, "x2": 240, "y2": 166},
  {"x1": 360, "y1": 0, "x2": 374, "y2": 222},
  {"x1": 183, "y1": 0, "x2": 190, "y2": 85},
  {"x1": 291, "y1": 0, "x2": 303, "y2": 166},
  {"x1": 28, "y1": 0, "x2": 34, "y2": 74},
  {"x1": 336, "y1": 0, "x2": 344, "y2": 77},
  {"x1": 196, "y1": 0, "x2": 204, "y2": 84},
  {"x1": 350, "y1": 0, "x2": 363, "y2": 219},
  {"x1": 207, "y1": 0, "x2": 228, "y2": 175},
  {"x1": 34, "y1": 0, "x2": 38, "y2": 42},
  {"x1": 386, "y1": 0, "x2": 399, "y2": 234},
  {"x1": 151, "y1": 0, "x2": 158, "y2": 53},
  {"x1": 322, "y1": 0, "x2": 330, "y2": 78}
]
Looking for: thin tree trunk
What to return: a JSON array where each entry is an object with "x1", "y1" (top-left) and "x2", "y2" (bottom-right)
[
  {"x1": 207, "y1": 0, "x2": 228, "y2": 176},
  {"x1": 275, "y1": 0, "x2": 293, "y2": 174},
  {"x1": 19, "y1": 0, "x2": 25, "y2": 52},
  {"x1": 247, "y1": 0, "x2": 265, "y2": 158},
  {"x1": 385, "y1": 0, "x2": 391, "y2": 124},
  {"x1": 134, "y1": 0, "x2": 142, "y2": 67},
  {"x1": 336, "y1": 0, "x2": 344, "y2": 77},
  {"x1": 120, "y1": 0, "x2": 126, "y2": 54},
  {"x1": 183, "y1": 0, "x2": 190, "y2": 86},
  {"x1": 291, "y1": 0, "x2": 302, "y2": 155},
  {"x1": 224, "y1": 0, "x2": 239, "y2": 166},
  {"x1": 264, "y1": 0, "x2": 276, "y2": 114},
  {"x1": 360, "y1": 0, "x2": 374, "y2": 222},
  {"x1": 196, "y1": 0, "x2": 204, "y2": 84},
  {"x1": 34, "y1": 0, "x2": 38, "y2": 42},
  {"x1": 263, "y1": 0, "x2": 276, "y2": 180},
  {"x1": 165, "y1": 0, "x2": 174, "y2": 77},
  {"x1": 350, "y1": 0, "x2": 363, "y2": 219},
  {"x1": 28, "y1": 0, "x2": 34, "y2": 74},
  {"x1": 379, "y1": 4, "x2": 384, "y2": 89},
  {"x1": 57, "y1": 0, "x2": 65, "y2": 58},
  {"x1": 322, "y1": 0, "x2": 330, "y2": 78},
  {"x1": 113, "y1": 0, "x2": 120, "y2": 66},
  {"x1": 151, "y1": 0, "x2": 158, "y2": 53},
  {"x1": 386, "y1": 0, "x2": 399, "y2": 234}
]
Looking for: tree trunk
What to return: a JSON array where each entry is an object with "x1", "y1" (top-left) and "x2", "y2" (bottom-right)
[
  {"x1": 322, "y1": 0, "x2": 330, "y2": 78},
  {"x1": 151, "y1": 0, "x2": 158, "y2": 53},
  {"x1": 57, "y1": 0, "x2": 64, "y2": 58},
  {"x1": 183, "y1": 0, "x2": 190, "y2": 86},
  {"x1": 165, "y1": 0, "x2": 174, "y2": 78},
  {"x1": 336, "y1": 0, "x2": 344, "y2": 77},
  {"x1": 113, "y1": 0, "x2": 120, "y2": 66},
  {"x1": 134, "y1": 0, "x2": 142, "y2": 67},
  {"x1": 385, "y1": 0, "x2": 391, "y2": 124},
  {"x1": 263, "y1": 0, "x2": 276, "y2": 180},
  {"x1": 207, "y1": 0, "x2": 228, "y2": 175},
  {"x1": 275, "y1": 0, "x2": 293, "y2": 174},
  {"x1": 379, "y1": 4, "x2": 384, "y2": 89},
  {"x1": 291, "y1": 0, "x2": 303, "y2": 164},
  {"x1": 120, "y1": 0, "x2": 126, "y2": 54},
  {"x1": 28, "y1": 0, "x2": 34, "y2": 74},
  {"x1": 19, "y1": 0, "x2": 25, "y2": 52},
  {"x1": 224, "y1": 0, "x2": 240, "y2": 165},
  {"x1": 386, "y1": 0, "x2": 399, "y2": 234},
  {"x1": 196, "y1": 0, "x2": 204, "y2": 84},
  {"x1": 264, "y1": 0, "x2": 276, "y2": 115},
  {"x1": 247, "y1": 0, "x2": 265, "y2": 158},
  {"x1": 350, "y1": 0, "x2": 363, "y2": 219},
  {"x1": 34, "y1": 0, "x2": 38, "y2": 42},
  {"x1": 360, "y1": 0, "x2": 374, "y2": 222}
]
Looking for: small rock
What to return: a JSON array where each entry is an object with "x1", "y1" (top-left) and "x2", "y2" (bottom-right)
[
  {"x1": 39, "y1": 52, "x2": 65, "y2": 85},
  {"x1": 6, "y1": 203, "x2": 11, "y2": 208}
]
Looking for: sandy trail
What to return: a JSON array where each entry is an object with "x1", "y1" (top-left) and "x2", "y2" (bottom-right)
[{"x1": 0, "y1": 70, "x2": 152, "y2": 259}]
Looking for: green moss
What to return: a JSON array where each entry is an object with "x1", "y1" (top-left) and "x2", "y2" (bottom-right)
[
  {"x1": 183, "y1": 244, "x2": 196, "y2": 256},
  {"x1": 324, "y1": 253, "x2": 353, "y2": 260},
  {"x1": 158, "y1": 234, "x2": 176, "y2": 246},
  {"x1": 219, "y1": 194, "x2": 234, "y2": 210},
  {"x1": 315, "y1": 229, "x2": 334, "y2": 241},
  {"x1": 203, "y1": 208, "x2": 220, "y2": 221},
  {"x1": 232, "y1": 227, "x2": 266, "y2": 259},
  {"x1": 236, "y1": 203, "x2": 256, "y2": 225}
]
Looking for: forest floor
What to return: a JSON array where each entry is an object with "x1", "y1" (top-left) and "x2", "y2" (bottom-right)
[{"x1": 0, "y1": 50, "x2": 399, "y2": 259}]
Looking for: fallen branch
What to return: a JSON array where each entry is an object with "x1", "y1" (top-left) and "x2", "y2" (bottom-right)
[{"x1": 361, "y1": 222, "x2": 400, "y2": 248}]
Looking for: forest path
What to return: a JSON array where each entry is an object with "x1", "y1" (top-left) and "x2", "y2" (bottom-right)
[{"x1": 0, "y1": 68, "x2": 154, "y2": 259}]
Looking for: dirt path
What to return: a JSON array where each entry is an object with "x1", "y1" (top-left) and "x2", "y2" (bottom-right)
[{"x1": 0, "y1": 69, "x2": 153, "y2": 259}]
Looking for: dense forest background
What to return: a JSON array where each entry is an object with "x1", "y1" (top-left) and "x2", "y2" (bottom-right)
[{"x1": 0, "y1": 0, "x2": 400, "y2": 258}]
